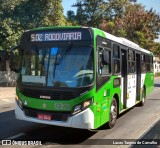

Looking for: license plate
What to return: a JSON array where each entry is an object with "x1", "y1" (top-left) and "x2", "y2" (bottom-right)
[{"x1": 38, "y1": 114, "x2": 51, "y2": 120}]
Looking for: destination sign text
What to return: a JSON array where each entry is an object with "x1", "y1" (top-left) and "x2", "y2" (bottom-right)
[{"x1": 31, "y1": 32, "x2": 82, "y2": 42}]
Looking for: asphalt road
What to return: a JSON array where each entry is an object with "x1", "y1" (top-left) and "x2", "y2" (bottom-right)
[{"x1": 0, "y1": 77, "x2": 160, "y2": 148}]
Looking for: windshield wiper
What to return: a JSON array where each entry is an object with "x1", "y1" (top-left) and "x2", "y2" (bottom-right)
[{"x1": 56, "y1": 43, "x2": 73, "y2": 65}]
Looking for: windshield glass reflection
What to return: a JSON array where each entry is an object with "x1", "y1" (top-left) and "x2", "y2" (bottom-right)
[{"x1": 20, "y1": 46, "x2": 94, "y2": 88}]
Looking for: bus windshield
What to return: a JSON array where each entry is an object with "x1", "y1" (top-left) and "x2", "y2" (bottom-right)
[{"x1": 20, "y1": 46, "x2": 94, "y2": 88}]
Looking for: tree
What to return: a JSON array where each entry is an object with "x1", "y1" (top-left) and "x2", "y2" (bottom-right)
[
  {"x1": 73, "y1": 0, "x2": 108, "y2": 27},
  {"x1": 0, "y1": 0, "x2": 23, "y2": 50},
  {"x1": 0, "y1": 0, "x2": 67, "y2": 52},
  {"x1": 67, "y1": 10, "x2": 76, "y2": 22},
  {"x1": 99, "y1": 2, "x2": 160, "y2": 53},
  {"x1": 71, "y1": 0, "x2": 159, "y2": 54},
  {"x1": 66, "y1": 10, "x2": 78, "y2": 25},
  {"x1": 151, "y1": 42, "x2": 160, "y2": 56},
  {"x1": 44, "y1": 0, "x2": 67, "y2": 26},
  {"x1": 106, "y1": 0, "x2": 130, "y2": 20}
]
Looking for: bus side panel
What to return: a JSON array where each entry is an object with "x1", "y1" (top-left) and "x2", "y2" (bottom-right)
[
  {"x1": 126, "y1": 74, "x2": 137, "y2": 108},
  {"x1": 94, "y1": 84, "x2": 110, "y2": 128},
  {"x1": 94, "y1": 76, "x2": 121, "y2": 128}
]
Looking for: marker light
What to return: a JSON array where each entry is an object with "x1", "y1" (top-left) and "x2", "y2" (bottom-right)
[{"x1": 72, "y1": 98, "x2": 93, "y2": 115}]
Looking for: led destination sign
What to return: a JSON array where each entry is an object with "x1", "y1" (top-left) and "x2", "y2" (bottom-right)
[{"x1": 31, "y1": 32, "x2": 82, "y2": 42}]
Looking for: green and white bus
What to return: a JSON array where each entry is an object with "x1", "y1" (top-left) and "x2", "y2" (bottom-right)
[{"x1": 10, "y1": 26, "x2": 154, "y2": 129}]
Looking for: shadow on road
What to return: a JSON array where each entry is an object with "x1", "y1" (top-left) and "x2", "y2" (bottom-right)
[
  {"x1": 0, "y1": 110, "x2": 41, "y2": 139},
  {"x1": 0, "y1": 110, "x2": 97, "y2": 144},
  {"x1": 16, "y1": 125, "x2": 97, "y2": 144}
]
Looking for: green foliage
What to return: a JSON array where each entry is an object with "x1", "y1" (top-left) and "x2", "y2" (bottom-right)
[
  {"x1": 44, "y1": 0, "x2": 66, "y2": 26},
  {"x1": 67, "y1": 10, "x2": 76, "y2": 21},
  {"x1": 66, "y1": 10, "x2": 78, "y2": 25},
  {"x1": 71, "y1": 0, "x2": 108, "y2": 26},
  {"x1": 100, "y1": 1, "x2": 160, "y2": 54},
  {"x1": 152, "y1": 42, "x2": 160, "y2": 56},
  {"x1": 69, "y1": 0, "x2": 160, "y2": 55},
  {"x1": 81, "y1": 0, "x2": 108, "y2": 27},
  {"x1": 106, "y1": 0, "x2": 130, "y2": 19},
  {"x1": 0, "y1": 0, "x2": 67, "y2": 52}
]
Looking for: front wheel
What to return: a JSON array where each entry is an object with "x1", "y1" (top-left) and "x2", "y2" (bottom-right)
[{"x1": 107, "y1": 98, "x2": 117, "y2": 128}]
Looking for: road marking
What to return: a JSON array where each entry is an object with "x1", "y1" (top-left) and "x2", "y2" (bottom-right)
[
  {"x1": 1, "y1": 99, "x2": 12, "y2": 103},
  {"x1": 6, "y1": 133, "x2": 26, "y2": 140}
]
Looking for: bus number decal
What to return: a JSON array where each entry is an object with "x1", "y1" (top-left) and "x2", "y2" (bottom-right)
[
  {"x1": 31, "y1": 34, "x2": 42, "y2": 41},
  {"x1": 54, "y1": 103, "x2": 71, "y2": 111}
]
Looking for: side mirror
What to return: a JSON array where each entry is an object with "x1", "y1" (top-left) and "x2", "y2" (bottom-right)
[
  {"x1": 9, "y1": 45, "x2": 22, "y2": 73},
  {"x1": 102, "y1": 50, "x2": 110, "y2": 65}
]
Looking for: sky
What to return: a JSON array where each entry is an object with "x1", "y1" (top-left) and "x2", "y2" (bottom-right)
[
  {"x1": 62, "y1": 0, "x2": 160, "y2": 42},
  {"x1": 62, "y1": 0, "x2": 160, "y2": 15}
]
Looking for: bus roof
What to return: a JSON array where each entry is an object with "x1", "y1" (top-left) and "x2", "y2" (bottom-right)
[{"x1": 93, "y1": 27, "x2": 151, "y2": 54}]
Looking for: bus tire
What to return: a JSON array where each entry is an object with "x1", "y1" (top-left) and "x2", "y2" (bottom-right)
[
  {"x1": 107, "y1": 98, "x2": 117, "y2": 128},
  {"x1": 139, "y1": 88, "x2": 145, "y2": 106}
]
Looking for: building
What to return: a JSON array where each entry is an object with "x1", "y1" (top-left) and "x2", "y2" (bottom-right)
[{"x1": 153, "y1": 57, "x2": 160, "y2": 75}]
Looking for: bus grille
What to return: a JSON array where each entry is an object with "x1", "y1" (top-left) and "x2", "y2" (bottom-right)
[
  {"x1": 21, "y1": 89, "x2": 77, "y2": 100},
  {"x1": 23, "y1": 107, "x2": 71, "y2": 122}
]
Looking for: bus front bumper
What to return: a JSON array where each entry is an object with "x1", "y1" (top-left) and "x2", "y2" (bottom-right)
[{"x1": 15, "y1": 103, "x2": 94, "y2": 129}]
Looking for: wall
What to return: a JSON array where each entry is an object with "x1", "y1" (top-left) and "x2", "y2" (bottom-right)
[{"x1": 0, "y1": 60, "x2": 17, "y2": 86}]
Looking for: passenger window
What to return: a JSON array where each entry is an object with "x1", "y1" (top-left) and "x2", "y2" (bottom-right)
[
  {"x1": 113, "y1": 45, "x2": 120, "y2": 74},
  {"x1": 141, "y1": 54, "x2": 146, "y2": 73},
  {"x1": 98, "y1": 47, "x2": 111, "y2": 75},
  {"x1": 145, "y1": 55, "x2": 153, "y2": 72},
  {"x1": 128, "y1": 49, "x2": 135, "y2": 73}
]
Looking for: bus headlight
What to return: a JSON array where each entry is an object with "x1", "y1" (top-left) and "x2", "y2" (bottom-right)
[
  {"x1": 72, "y1": 98, "x2": 93, "y2": 115},
  {"x1": 73, "y1": 104, "x2": 82, "y2": 115},
  {"x1": 82, "y1": 99, "x2": 92, "y2": 110},
  {"x1": 15, "y1": 95, "x2": 23, "y2": 109}
]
